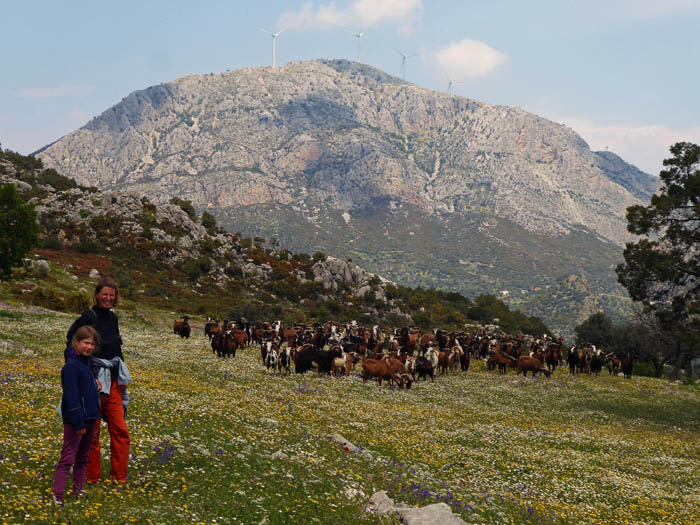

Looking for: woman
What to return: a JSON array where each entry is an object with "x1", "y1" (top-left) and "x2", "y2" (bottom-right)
[{"x1": 73, "y1": 276, "x2": 131, "y2": 483}]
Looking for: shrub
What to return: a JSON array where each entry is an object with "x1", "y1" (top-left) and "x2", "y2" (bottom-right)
[
  {"x1": 74, "y1": 240, "x2": 102, "y2": 254},
  {"x1": 201, "y1": 211, "x2": 218, "y2": 236},
  {"x1": 112, "y1": 266, "x2": 135, "y2": 296},
  {"x1": 41, "y1": 235, "x2": 64, "y2": 250},
  {"x1": 293, "y1": 252, "x2": 311, "y2": 264},
  {"x1": 65, "y1": 292, "x2": 91, "y2": 313},
  {"x1": 197, "y1": 256, "x2": 213, "y2": 274},
  {"x1": 0, "y1": 183, "x2": 40, "y2": 279},
  {"x1": 182, "y1": 259, "x2": 202, "y2": 281},
  {"x1": 198, "y1": 238, "x2": 218, "y2": 256},
  {"x1": 145, "y1": 284, "x2": 168, "y2": 297},
  {"x1": 141, "y1": 227, "x2": 154, "y2": 240},
  {"x1": 224, "y1": 265, "x2": 243, "y2": 278},
  {"x1": 170, "y1": 197, "x2": 197, "y2": 222}
]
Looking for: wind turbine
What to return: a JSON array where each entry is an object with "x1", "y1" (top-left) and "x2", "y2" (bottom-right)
[
  {"x1": 395, "y1": 48, "x2": 418, "y2": 80},
  {"x1": 260, "y1": 27, "x2": 285, "y2": 67},
  {"x1": 445, "y1": 74, "x2": 463, "y2": 94},
  {"x1": 346, "y1": 30, "x2": 364, "y2": 62}
]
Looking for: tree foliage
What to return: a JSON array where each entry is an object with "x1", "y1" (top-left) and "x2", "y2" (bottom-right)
[
  {"x1": 170, "y1": 197, "x2": 197, "y2": 222},
  {"x1": 0, "y1": 183, "x2": 41, "y2": 279},
  {"x1": 574, "y1": 312, "x2": 615, "y2": 348},
  {"x1": 617, "y1": 142, "x2": 700, "y2": 316},
  {"x1": 200, "y1": 211, "x2": 218, "y2": 236},
  {"x1": 616, "y1": 142, "x2": 700, "y2": 376}
]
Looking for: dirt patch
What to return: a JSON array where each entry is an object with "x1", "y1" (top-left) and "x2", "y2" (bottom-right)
[{"x1": 35, "y1": 249, "x2": 113, "y2": 278}]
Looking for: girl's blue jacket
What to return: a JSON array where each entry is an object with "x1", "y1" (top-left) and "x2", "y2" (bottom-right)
[{"x1": 61, "y1": 353, "x2": 100, "y2": 430}]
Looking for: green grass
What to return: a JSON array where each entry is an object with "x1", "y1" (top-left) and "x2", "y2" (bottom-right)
[{"x1": 0, "y1": 301, "x2": 698, "y2": 524}]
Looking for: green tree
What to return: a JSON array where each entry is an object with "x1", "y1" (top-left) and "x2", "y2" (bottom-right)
[
  {"x1": 200, "y1": 211, "x2": 217, "y2": 236},
  {"x1": 616, "y1": 142, "x2": 700, "y2": 377},
  {"x1": 0, "y1": 183, "x2": 40, "y2": 279},
  {"x1": 170, "y1": 197, "x2": 197, "y2": 222},
  {"x1": 574, "y1": 312, "x2": 615, "y2": 348}
]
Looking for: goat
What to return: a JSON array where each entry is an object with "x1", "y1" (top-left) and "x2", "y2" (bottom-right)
[{"x1": 517, "y1": 356, "x2": 551, "y2": 378}]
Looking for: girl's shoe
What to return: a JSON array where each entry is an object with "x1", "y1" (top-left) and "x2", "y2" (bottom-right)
[{"x1": 52, "y1": 495, "x2": 64, "y2": 506}]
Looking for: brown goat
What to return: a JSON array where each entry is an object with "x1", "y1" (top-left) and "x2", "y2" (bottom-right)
[
  {"x1": 517, "y1": 356, "x2": 551, "y2": 378},
  {"x1": 488, "y1": 352, "x2": 516, "y2": 374},
  {"x1": 362, "y1": 358, "x2": 409, "y2": 390}
]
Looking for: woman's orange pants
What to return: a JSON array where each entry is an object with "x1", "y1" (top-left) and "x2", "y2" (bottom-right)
[{"x1": 86, "y1": 380, "x2": 130, "y2": 482}]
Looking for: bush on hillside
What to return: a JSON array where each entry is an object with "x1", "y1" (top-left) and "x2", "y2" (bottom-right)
[
  {"x1": 0, "y1": 183, "x2": 40, "y2": 279},
  {"x1": 170, "y1": 197, "x2": 197, "y2": 222}
]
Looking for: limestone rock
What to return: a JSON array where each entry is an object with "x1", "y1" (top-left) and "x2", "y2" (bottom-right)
[
  {"x1": 396, "y1": 503, "x2": 467, "y2": 525},
  {"x1": 329, "y1": 434, "x2": 359, "y2": 453},
  {"x1": 367, "y1": 491, "x2": 396, "y2": 515},
  {"x1": 366, "y1": 491, "x2": 467, "y2": 524}
]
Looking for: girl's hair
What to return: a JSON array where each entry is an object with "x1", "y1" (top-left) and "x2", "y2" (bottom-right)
[
  {"x1": 93, "y1": 276, "x2": 119, "y2": 307},
  {"x1": 72, "y1": 325, "x2": 101, "y2": 349}
]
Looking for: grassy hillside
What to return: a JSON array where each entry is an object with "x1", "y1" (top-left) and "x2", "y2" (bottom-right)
[
  {"x1": 214, "y1": 202, "x2": 631, "y2": 337},
  {"x1": 0, "y1": 299, "x2": 698, "y2": 524}
]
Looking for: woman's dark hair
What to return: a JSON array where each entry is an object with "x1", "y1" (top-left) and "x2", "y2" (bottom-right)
[
  {"x1": 93, "y1": 276, "x2": 119, "y2": 307},
  {"x1": 72, "y1": 325, "x2": 101, "y2": 349}
]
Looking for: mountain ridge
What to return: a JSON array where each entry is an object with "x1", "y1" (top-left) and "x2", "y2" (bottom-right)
[{"x1": 35, "y1": 59, "x2": 656, "y2": 334}]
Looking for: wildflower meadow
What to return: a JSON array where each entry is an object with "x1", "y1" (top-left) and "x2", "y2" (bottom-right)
[{"x1": 0, "y1": 305, "x2": 698, "y2": 524}]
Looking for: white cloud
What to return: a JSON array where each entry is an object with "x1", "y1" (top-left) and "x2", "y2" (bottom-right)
[
  {"x1": 14, "y1": 85, "x2": 94, "y2": 99},
  {"x1": 560, "y1": 117, "x2": 700, "y2": 175},
  {"x1": 432, "y1": 38, "x2": 507, "y2": 80},
  {"x1": 277, "y1": 0, "x2": 422, "y2": 31}
]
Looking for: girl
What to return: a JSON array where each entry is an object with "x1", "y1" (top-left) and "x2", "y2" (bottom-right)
[{"x1": 53, "y1": 326, "x2": 101, "y2": 505}]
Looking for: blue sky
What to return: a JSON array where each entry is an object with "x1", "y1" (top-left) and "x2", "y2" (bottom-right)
[{"x1": 2, "y1": 0, "x2": 699, "y2": 175}]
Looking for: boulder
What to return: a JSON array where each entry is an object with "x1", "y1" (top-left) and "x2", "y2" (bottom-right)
[
  {"x1": 396, "y1": 503, "x2": 467, "y2": 525},
  {"x1": 329, "y1": 433, "x2": 359, "y2": 453},
  {"x1": 367, "y1": 491, "x2": 396, "y2": 515},
  {"x1": 366, "y1": 491, "x2": 467, "y2": 524},
  {"x1": 88, "y1": 269, "x2": 101, "y2": 279},
  {"x1": 34, "y1": 259, "x2": 50, "y2": 272}
]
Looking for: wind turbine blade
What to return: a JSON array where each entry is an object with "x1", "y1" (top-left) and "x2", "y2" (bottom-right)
[
  {"x1": 394, "y1": 47, "x2": 406, "y2": 58},
  {"x1": 260, "y1": 28, "x2": 273, "y2": 36}
]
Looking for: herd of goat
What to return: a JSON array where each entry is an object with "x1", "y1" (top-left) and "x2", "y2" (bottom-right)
[{"x1": 172, "y1": 317, "x2": 635, "y2": 389}]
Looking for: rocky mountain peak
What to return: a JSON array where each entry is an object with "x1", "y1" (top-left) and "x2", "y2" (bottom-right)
[{"x1": 33, "y1": 60, "x2": 657, "y2": 333}]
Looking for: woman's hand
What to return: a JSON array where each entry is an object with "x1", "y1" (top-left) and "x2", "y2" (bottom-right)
[
  {"x1": 96, "y1": 379, "x2": 102, "y2": 391},
  {"x1": 76, "y1": 428, "x2": 86, "y2": 436}
]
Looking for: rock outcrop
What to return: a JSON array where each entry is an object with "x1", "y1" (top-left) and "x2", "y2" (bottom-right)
[{"x1": 367, "y1": 491, "x2": 466, "y2": 525}]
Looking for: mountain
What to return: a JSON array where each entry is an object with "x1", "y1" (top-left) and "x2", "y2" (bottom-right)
[
  {"x1": 3, "y1": 147, "x2": 552, "y2": 336},
  {"x1": 35, "y1": 59, "x2": 657, "y2": 335}
]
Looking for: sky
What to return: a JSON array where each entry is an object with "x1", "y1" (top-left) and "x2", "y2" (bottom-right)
[{"x1": 2, "y1": 0, "x2": 699, "y2": 175}]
